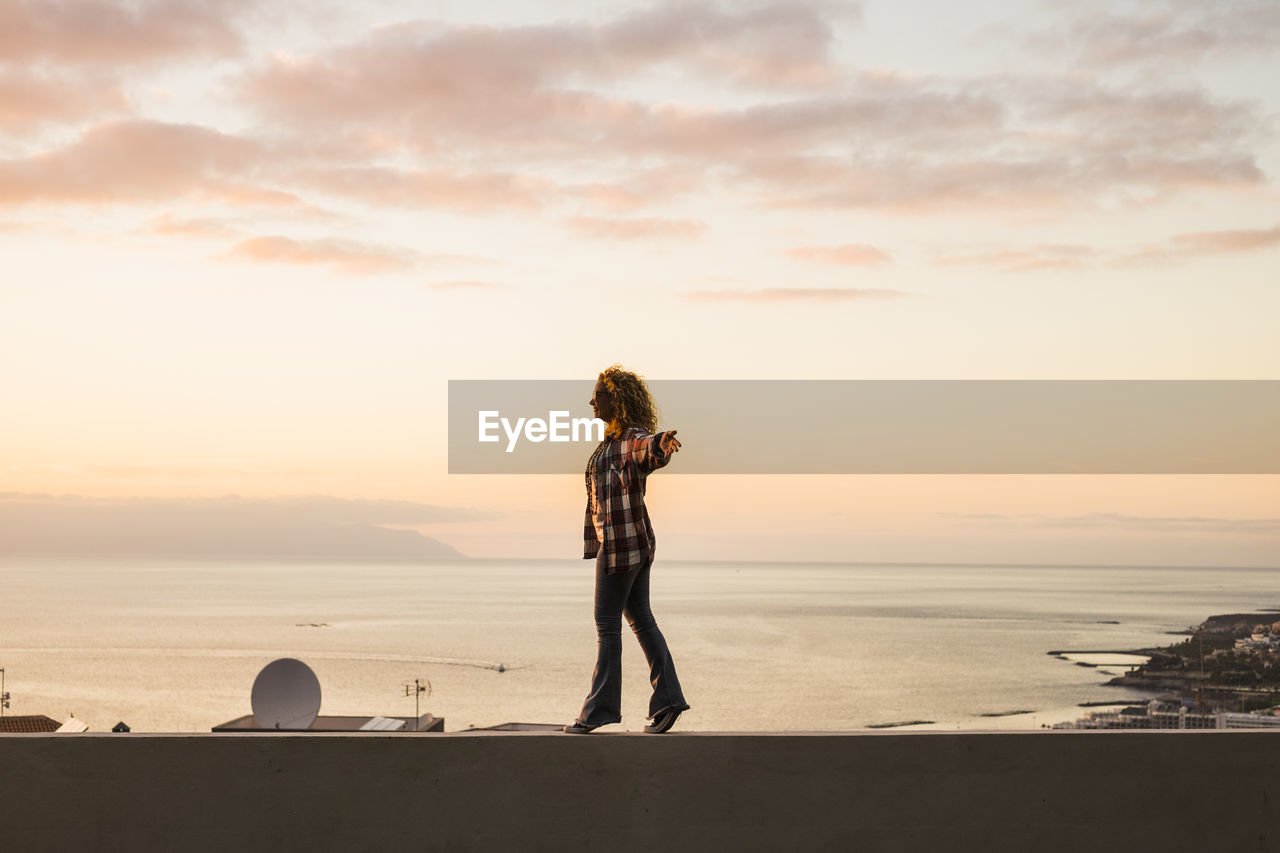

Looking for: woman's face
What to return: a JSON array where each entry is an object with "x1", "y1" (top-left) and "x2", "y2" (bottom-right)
[{"x1": 590, "y1": 380, "x2": 615, "y2": 423}]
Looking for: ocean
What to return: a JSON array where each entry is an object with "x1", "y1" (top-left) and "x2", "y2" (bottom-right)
[{"x1": 1, "y1": 555, "x2": 1276, "y2": 733}]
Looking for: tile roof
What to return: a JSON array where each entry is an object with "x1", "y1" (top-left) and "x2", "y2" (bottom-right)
[{"x1": 0, "y1": 715, "x2": 62, "y2": 733}]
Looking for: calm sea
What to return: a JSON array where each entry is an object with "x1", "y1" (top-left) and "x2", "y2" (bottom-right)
[{"x1": 1, "y1": 555, "x2": 1276, "y2": 733}]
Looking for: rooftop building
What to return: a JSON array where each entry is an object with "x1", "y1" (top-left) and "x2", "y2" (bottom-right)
[
  {"x1": 462, "y1": 722, "x2": 564, "y2": 732},
  {"x1": 0, "y1": 715, "x2": 62, "y2": 733},
  {"x1": 212, "y1": 712, "x2": 443, "y2": 733}
]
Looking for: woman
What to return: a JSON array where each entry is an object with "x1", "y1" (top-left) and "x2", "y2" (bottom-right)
[{"x1": 564, "y1": 364, "x2": 691, "y2": 734}]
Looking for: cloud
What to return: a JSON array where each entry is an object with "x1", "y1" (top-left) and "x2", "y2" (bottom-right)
[
  {"x1": 598, "y1": 1, "x2": 851, "y2": 89},
  {"x1": 565, "y1": 182, "x2": 650, "y2": 212},
  {"x1": 238, "y1": 1, "x2": 847, "y2": 128},
  {"x1": 568, "y1": 215, "x2": 708, "y2": 240},
  {"x1": 1167, "y1": 224, "x2": 1280, "y2": 254},
  {"x1": 230, "y1": 9, "x2": 1032, "y2": 179},
  {"x1": 233, "y1": 10, "x2": 1269, "y2": 218},
  {"x1": 685, "y1": 286, "x2": 905, "y2": 302},
  {"x1": 0, "y1": 119, "x2": 278, "y2": 206},
  {"x1": 226, "y1": 235, "x2": 422, "y2": 275},
  {"x1": 685, "y1": 74, "x2": 1263, "y2": 213},
  {"x1": 1121, "y1": 223, "x2": 1280, "y2": 266},
  {"x1": 0, "y1": 492, "x2": 500, "y2": 560},
  {"x1": 0, "y1": 120, "x2": 545, "y2": 217},
  {"x1": 0, "y1": 0, "x2": 244, "y2": 66},
  {"x1": 932, "y1": 224, "x2": 1280, "y2": 271},
  {"x1": 786, "y1": 243, "x2": 892, "y2": 266},
  {"x1": 0, "y1": 2, "x2": 1270, "y2": 231},
  {"x1": 289, "y1": 165, "x2": 552, "y2": 213},
  {"x1": 0, "y1": 69, "x2": 129, "y2": 133},
  {"x1": 933, "y1": 244, "x2": 1100, "y2": 272},
  {"x1": 1024, "y1": 0, "x2": 1280, "y2": 70},
  {"x1": 742, "y1": 148, "x2": 1261, "y2": 215}
]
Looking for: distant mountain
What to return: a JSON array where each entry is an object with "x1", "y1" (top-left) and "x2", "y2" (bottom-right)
[{"x1": 0, "y1": 493, "x2": 470, "y2": 561}]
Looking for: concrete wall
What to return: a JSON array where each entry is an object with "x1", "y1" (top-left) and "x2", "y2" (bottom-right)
[{"x1": 1, "y1": 731, "x2": 1275, "y2": 852}]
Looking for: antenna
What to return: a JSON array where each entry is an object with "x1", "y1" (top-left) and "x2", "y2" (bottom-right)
[
  {"x1": 403, "y1": 678, "x2": 431, "y2": 731},
  {"x1": 1199, "y1": 634, "x2": 1205, "y2": 709},
  {"x1": 251, "y1": 658, "x2": 322, "y2": 730}
]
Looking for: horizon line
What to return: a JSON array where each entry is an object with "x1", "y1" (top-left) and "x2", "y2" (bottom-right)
[{"x1": 0, "y1": 551, "x2": 1276, "y2": 572}]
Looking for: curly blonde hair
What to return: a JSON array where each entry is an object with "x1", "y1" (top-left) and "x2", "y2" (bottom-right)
[{"x1": 598, "y1": 364, "x2": 660, "y2": 434}]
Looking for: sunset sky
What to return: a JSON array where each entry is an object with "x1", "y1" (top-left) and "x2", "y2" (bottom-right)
[{"x1": 2, "y1": 0, "x2": 1277, "y2": 565}]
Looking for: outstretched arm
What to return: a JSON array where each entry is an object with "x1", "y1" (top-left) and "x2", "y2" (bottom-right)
[{"x1": 625, "y1": 429, "x2": 681, "y2": 474}]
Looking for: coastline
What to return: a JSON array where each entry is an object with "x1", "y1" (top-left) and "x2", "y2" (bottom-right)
[
  {"x1": 4, "y1": 557, "x2": 1278, "y2": 733},
  {"x1": 897, "y1": 611, "x2": 1280, "y2": 732}
]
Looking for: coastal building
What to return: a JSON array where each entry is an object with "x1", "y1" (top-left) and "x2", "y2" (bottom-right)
[
  {"x1": 1234, "y1": 631, "x2": 1280, "y2": 652},
  {"x1": 1054, "y1": 699, "x2": 1280, "y2": 730},
  {"x1": 1219, "y1": 711, "x2": 1280, "y2": 729}
]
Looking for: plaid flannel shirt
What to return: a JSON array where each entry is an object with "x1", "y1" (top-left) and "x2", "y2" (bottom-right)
[{"x1": 583, "y1": 425, "x2": 676, "y2": 573}]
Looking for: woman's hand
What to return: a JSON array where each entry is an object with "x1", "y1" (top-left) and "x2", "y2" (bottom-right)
[{"x1": 660, "y1": 430, "x2": 681, "y2": 455}]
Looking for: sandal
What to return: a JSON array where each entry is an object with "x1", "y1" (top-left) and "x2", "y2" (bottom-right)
[
  {"x1": 644, "y1": 708, "x2": 683, "y2": 734},
  {"x1": 562, "y1": 721, "x2": 601, "y2": 734}
]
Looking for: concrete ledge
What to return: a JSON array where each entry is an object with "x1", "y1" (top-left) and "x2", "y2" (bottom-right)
[{"x1": 1, "y1": 731, "x2": 1276, "y2": 852}]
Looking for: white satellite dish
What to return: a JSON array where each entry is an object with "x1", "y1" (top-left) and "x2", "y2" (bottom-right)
[{"x1": 251, "y1": 658, "x2": 322, "y2": 730}]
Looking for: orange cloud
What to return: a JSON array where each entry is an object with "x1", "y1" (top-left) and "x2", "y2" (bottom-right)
[
  {"x1": 0, "y1": 120, "x2": 549, "y2": 217},
  {"x1": 1120, "y1": 224, "x2": 1280, "y2": 266},
  {"x1": 229, "y1": 7, "x2": 877, "y2": 173},
  {"x1": 744, "y1": 147, "x2": 1260, "y2": 215},
  {"x1": 565, "y1": 183, "x2": 650, "y2": 212},
  {"x1": 599, "y1": 2, "x2": 851, "y2": 89},
  {"x1": 0, "y1": 69, "x2": 129, "y2": 133},
  {"x1": 701, "y1": 76, "x2": 1260, "y2": 214},
  {"x1": 290, "y1": 165, "x2": 551, "y2": 213},
  {"x1": 238, "y1": 2, "x2": 846, "y2": 127},
  {"x1": 226, "y1": 236, "x2": 420, "y2": 275},
  {"x1": 0, "y1": 0, "x2": 243, "y2": 65},
  {"x1": 568, "y1": 215, "x2": 708, "y2": 240},
  {"x1": 685, "y1": 287, "x2": 905, "y2": 301},
  {"x1": 933, "y1": 245, "x2": 1098, "y2": 272},
  {"x1": 236, "y1": 15, "x2": 1264, "y2": 219},
  {"x1": 0, "y1": 2, "x2": 1269, "y2": 230},
  {"x1": 1169, "y1": 224, "x2": 1280, "y2": 253},
  {"x1": 786, "y1": 243, "x2": 892, "y2": 266},
  {"x1": 932, "y1": 224, "x2": 1280, "y2": 271},
  {"x1": 0, "y1": 119, "x2": 268, "y2": 205}
]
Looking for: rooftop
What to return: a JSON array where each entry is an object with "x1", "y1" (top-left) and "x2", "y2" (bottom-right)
[
  {"x1": 1, "y1": 730, "x2": 1274, "y2": 851},
  {"x1": 0, "y1": 715, "x2": 61, "y2": 733},
  {"x1": 211, "y1": 712, "x2": 443, "y2": 732}
]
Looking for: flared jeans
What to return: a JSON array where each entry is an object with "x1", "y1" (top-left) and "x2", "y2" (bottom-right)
[{"x1": 575, "y1": 553, "x2": 690, "y2": 727}]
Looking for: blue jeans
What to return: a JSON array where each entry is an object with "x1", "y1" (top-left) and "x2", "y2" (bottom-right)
[{"x1": 576, "y1": 553, "x2": 690, "y2": 726}]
